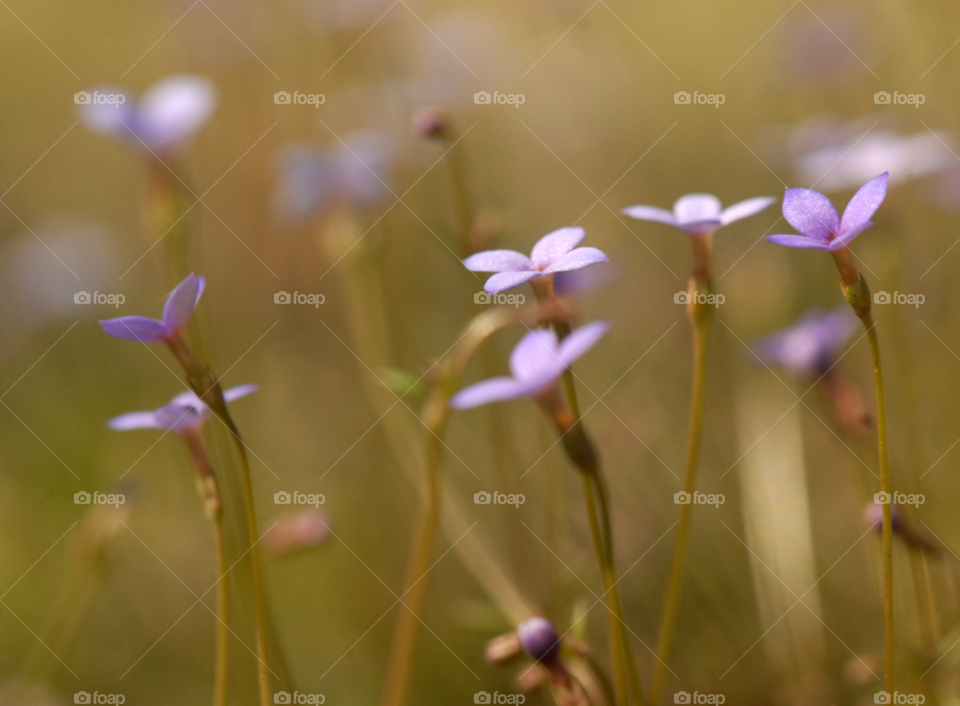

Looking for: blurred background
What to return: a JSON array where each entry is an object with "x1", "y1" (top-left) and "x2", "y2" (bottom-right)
[{"x1": 2, "y1": 0, "x2": 960, "y2": 704}]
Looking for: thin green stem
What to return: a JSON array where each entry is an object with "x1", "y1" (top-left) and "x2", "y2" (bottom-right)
[
  {"x1": 651, "y1": 315, "x2": 709, "y2": 706},
  {"x1": 380, "y1": 421, "x2": 444, "y2": 706},
  {"x1": 865, "y1": 316, "x2": 895, "y2": 695},
  {"x1": 213, "y1": 508, "x2": 230, "y2": 706}
]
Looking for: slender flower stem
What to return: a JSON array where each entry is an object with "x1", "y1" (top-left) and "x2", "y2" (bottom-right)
[
  {"x1": 651, "y1": 316, "x2": 708, "y2": 706},
  {"x1": 212, "y1": 505, "x2": 230, "y2": 706},
  {"x1": 864, "y1": 316, "x2": 895, "y2": 696},
  {"x1": 381, "y1": 394, "x2": 447, "y2": 706}
]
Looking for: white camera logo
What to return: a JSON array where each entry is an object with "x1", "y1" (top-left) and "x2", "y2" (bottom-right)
[
  {"x1": 874, "y1": 91, "x2": 891, "y2": 105},
  {"x1": 674, "y1": 91, "x2": 691, "y2": 104},
  {"x1": 74, "y1": 291, "x2": 125, "y2": 307},
  {"x1": 474, "y1": 91, "x2": 491, "y2": 104},
  {"x1": 474, "y1": 491, "x2": 491, "y2": 505},
  {"x1": 475, "y1": 693, "x2": 492, "y2": 704},
  {"x1": 74, "y1": 91, "x2": 125, "y2": 107},
  {"x1": 74, "y1": 693, "x2": 124, "y2": 704},
  {"x1": 274, "y1": 91, "x2": 291, "y2": 104},
  {"x1": 275, "y1": 491, "x2": 291, "y2": 504}
]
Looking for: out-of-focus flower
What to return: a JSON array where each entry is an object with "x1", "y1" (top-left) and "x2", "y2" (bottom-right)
[
  {"x1": 100, "y1": 273, "x2": 203, "y2": 343},
  {"x1": 262, "y1": 509, "x2": 333, "y2": 558},
  {"x1": 517, "y1": 617, "x2": 562, "y2": 664},
  {"x1": 273, "y1": 131, "x2": 393, "y2": 222},
  {"x1": 622, "y1": 194, "x2": 775, "y2": 235},
  {"x1": 107, "y1": 385, "x2": 257, "y2": 434},
  {"x1": 462, "y1": 227, "x2": 607, "y2": 294},
  {"x1": 863, "y1": 503, "x2": 939, "y2": 554},
  {"x1": 450, "y1": 322, "x2": 609, "y2": 409},
  {"x1": 766, "y1": 173, "x2": 888, "y2": 251},
  {"x1": 79, "y1": 75, "x2": 216, "y2": 153},
  {"x1": 753, "y1": 306, "x2": 857, "y2": 376}
]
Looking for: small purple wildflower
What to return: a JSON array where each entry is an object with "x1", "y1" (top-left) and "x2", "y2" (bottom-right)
[
  {"x1": 517, "y1": 617, "x2": 562, "y2": 664},
  {"x1": 108, "y1": 385, "x2": 258, "y2": 435},
  {"x1": 100, "y1": 273, "x2": 204, "y2": 344},
  {"x1": 450, "y1": 322, "x2": 609, "y2": 409},
  {"x1": 79, "y1": 75, "x2": 216, "y2": 154},
  {"x1": 622, "y1": 194, "x2": 776, "y2": 235},
  {"x1": 766, "y1": 173, "x2": 888, "y2": 251},
  {"x1": 462, "y1": 227, "x2": 607, "y2": 294},
  {"x1": 753, "y1": 306, "x2": 857, "y2": 376}
]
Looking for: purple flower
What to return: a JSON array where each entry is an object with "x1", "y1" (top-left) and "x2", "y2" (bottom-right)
[
  {"x1": 753, "y1": 306, "x2": 857, "y2": 376},
  {"x1": 108, "y1": 384, "x2": 258, "y2": 435},
  {"x1": 462, "y1": 227, "x2": 607, "y2": 294},
  {"x1": 79, "y1": 75, "x2": 216, "y2": 153},
  {"x1": 517, "y1": 617, "x2": 562, "y2": 664},
  {"x1": 622, "y1": 194, "x2": 776, "y2": 235},
  {"x1": 450, "y1": 322, "x2": 609, "y2": 409},
  {"x1": 766, "y1": 173, "x2": 888, "y2": 251},
  {"x1": 100, "y1": 273, "x2": 204, "y2": 343}
]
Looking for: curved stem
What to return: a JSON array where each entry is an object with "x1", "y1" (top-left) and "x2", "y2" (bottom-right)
[
  {"x1": 381, "y1": 404, "x2": 445, "y2": 706},
  {"x1": 651, "y1": 316, "x2": 709, "y2": 706},
  {"x1": 865, "y1": 317, "x2": 895, "y2": 695}
]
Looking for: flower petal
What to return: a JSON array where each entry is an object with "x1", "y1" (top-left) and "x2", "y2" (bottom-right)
[
  {"x1": 782, "y1": 188, "x2": 840, "y2": 241},
  {"x1": 106, "y1": 411, "x2": 165, "y2": 431},
  {"x1": 77, "y1": 87, "x2": 137, "y2": 142},
  {"x1": 720, "y1": 196, "x2": 777, "y2": 225},
  {"x1": 154, "y1": 403, "x2": 207, "y2": 432},
  {"x1": 100, "y1": 316, "x2": 168, "y2": 342},
  {"x1": 840, "y1": 173, "x2": 888, "y2": 235},
  {"x1": 558, "y1": 321, "x2": 611, "y2": 367},
  {"x1": 223, "y1": 384, "x2": 259, "y2": 402},
  {"x1": 530, "y1": 227, "x2": 586, "y2": 269},
  {"x1": 509, "y1": 329, "x2": 560, "y2": 382},
  {"x1": 674, "y1": 194, "x2": 722, "y2": 225},
  {"x1": 484, "y1": 270, "x2": 542, "y2": 294},
  {"x1": 541, "y1": 247, "x2": 608, "y2": 274},
  {"x1": 163, "y1": 273, "x2": 205, "y2": 336},
  {"x1": 826, "y1": 221, "x2": 873, "y2": 250},
  {"x1": 462, "y1": 250, "x2": 533, "y2": 273},
  {"x1": 449, "y1": 377, "x2": 530, "y2": 409},
  {"x1": 765, "y1": 234, "x2": 832, "y2": 250},
  {"x1": 621, "y1": 205, "x2": 677, "y2": 227},
  {"x1": 137, "y1": 75, "x2": 217, "y2": 151}
]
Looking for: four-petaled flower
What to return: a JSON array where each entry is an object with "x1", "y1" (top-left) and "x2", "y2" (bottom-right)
[
  {"x1": 753, "y1": 306, "x2": 857, "y2": 376},
  {"x1": 462, "y1": 227, "x2": 607, "y2": 294},
  {"x1": 79, "y1": 75, "x2": 217, "y2": 154},
  {"x1": 622, "y1": 194, "x2": 776, "y2": 235},
  {"x1": 108, "y1": 385, "x2": 258, "y2": 435},
  {"x1": 450, "y1": 322, "x2": 609, "y2": 409},
  {"x1": 101, "y1": 273, "x2": 204, "y2": 344},
  {"x1": 766, "y1": 173, "x2": 888, "y2": 251}
]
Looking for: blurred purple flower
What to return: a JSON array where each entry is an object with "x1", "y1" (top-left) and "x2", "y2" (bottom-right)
[
  {"x1": 108, "y1": 385, "x2": 257, "y2": 434},
  {"x1": 450, "y1": 321, "x2": 609, "y2": 409},
  {"x1": 79, "y1": 75, "x2": 216, "y2": 154},
  {"x1": 766, "y1": 173, "x2": 888, "y2": 251},
  {"x1": 517, "y1": 617, "x2": 562, "y2": 664},
  {"x1": 100, "y1": 273, "x2": 204, "y2": 343},
  {"x1": 273, "y1": 131, "x2": 393, "y2": 222},
  {"x1": 753, "y1": 306, "x2": 857, "y2": 376},
  {"x1": 622, "y1": 194, "x2": 775, "y2": 235},
  {"x1": 462, "y1": 227, "x2": 607, "y2": 294}
]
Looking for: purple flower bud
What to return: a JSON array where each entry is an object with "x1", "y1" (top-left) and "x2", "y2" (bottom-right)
[{"x1": 517, "y1": 617, "x2": 562, "y2": 664}]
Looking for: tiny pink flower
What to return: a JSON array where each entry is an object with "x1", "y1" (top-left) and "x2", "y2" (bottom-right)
[{"x1": 100, "y1": 273, "x2": 204, "y2": 343}]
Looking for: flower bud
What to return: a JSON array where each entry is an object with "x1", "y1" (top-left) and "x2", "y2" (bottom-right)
[
  {"x1": 412, "y1": 108, "x2": 453, "y2": 141},
  {"x1": 518, "y1": 617, "x2": 562, "y2": 664}
]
